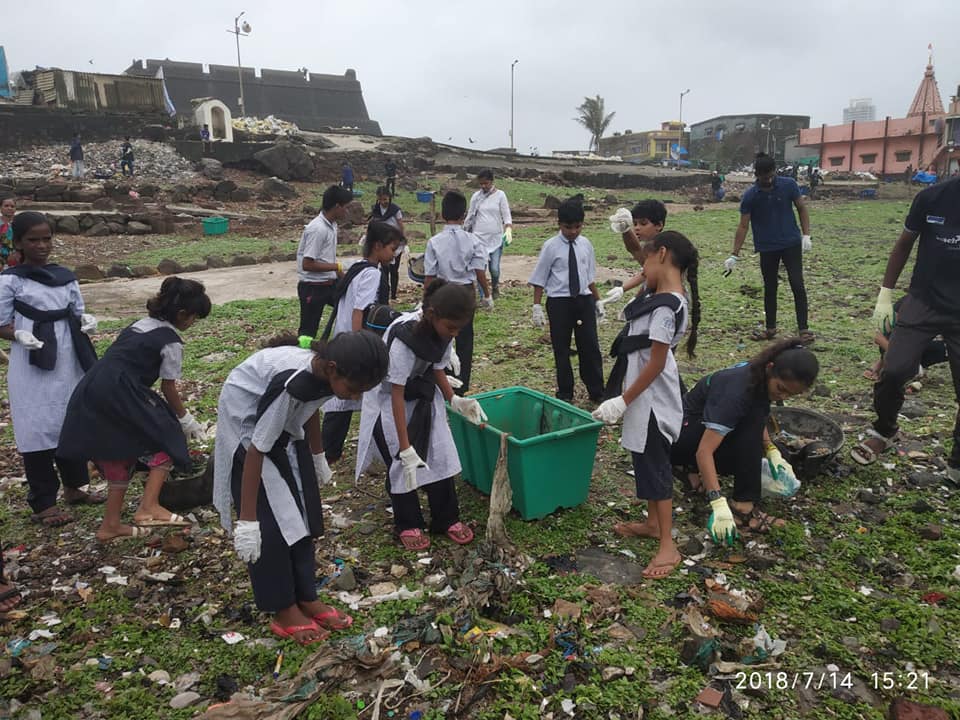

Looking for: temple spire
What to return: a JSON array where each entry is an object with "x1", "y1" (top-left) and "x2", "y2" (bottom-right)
[{"x1": 907, "y1": 46, "x2": 944, "y2": 117}]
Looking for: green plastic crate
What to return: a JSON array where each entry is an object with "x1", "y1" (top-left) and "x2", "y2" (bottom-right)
[
  {"x1": 202, "y1": 216, "x2": 229, "y2": 235},
  {"x1": 446, "y1": 386, "x2": 602, "y2": 520}
]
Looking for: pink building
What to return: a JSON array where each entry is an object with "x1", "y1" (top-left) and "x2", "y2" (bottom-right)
[{"x1": 799, "y1": 55, "x2": 946, "y2": 175}]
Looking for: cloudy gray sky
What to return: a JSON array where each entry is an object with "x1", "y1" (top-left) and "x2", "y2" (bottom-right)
[{"x1": 4, "y1": 0, "x2": 958, "y2": 153}]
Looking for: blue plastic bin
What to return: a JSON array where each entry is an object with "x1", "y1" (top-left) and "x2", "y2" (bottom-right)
[{"x1": 415, "y1": 191, "x2": 434, "y2": 203}]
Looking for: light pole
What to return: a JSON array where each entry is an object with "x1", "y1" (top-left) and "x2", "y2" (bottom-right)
[
  {"x1": 510, "y1": 59, "x2": 519, "y2": 150},
  {"x1": 678, "y1": 88, "x2": 690, "y2": 169},
  {"x1": 227, "y1": 12, "x2": 252, "y2": 117}
]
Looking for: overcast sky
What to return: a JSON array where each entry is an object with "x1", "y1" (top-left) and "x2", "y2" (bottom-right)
[{"x1": 3, "y1": 0, "x2": 958, "y2": 153}]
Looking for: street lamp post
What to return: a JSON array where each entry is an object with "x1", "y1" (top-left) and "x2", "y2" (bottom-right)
[
  {"x1": 227, "y1": 12, "x2": 252, "y2": 117},
  {"x1": 510, "y1": 59, "x2": 519, "y2": 150},
  {"x1": 678, "y1": 88, "x2": 690, "y2": 169}
]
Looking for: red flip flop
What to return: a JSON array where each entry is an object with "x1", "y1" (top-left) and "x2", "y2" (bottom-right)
[
  {"x1": 445, "y1": 522, "x2": 474, "y2": 545},
  {"x1": 398, "y1": 528, "x2": 430, "y2": 551},
  {"x1": 312, "y1": 607, "x2": 353, "y2": 631},
  {"x1": 269, "y1": 620, "x2": 328, "y2": 645}
]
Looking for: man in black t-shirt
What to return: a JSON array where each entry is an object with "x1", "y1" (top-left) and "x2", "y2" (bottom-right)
[{"x1": 854, "y1": 177, "x2": 960, "y2": 479}]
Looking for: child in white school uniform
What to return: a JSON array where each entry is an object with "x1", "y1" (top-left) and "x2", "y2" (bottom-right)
[
  {"x1": 424, "y1": 190, "x2": 492, "y2": 394},
  {"x1": 320, "y1": 221, "x2": 403, "y2": 463},
  {"x1": 592, "y1": 231, "x2": 701, "y2": 579},
  {"x1": 215, "y1": 331, "x2": 389, "y2": 645},
  {"x1": 529, "y1": 199, "x2": 605, "y2": 403},
  {"x1": 0, "y1": 212, "x2": 102, "y2": 528},
  {"x1": 355, "y1": 281, "x2": 487, "y2": 551}
]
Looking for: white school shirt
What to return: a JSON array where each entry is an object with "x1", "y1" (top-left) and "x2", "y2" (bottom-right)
[
  {"x1": 131, "y1": 317, "x2": 183, "y2": 380},
  {"x1": 465, "y1": 188, "x2": 512, "y2": 253},
  {"x1": 423, "y1": 226, "x2": 488, "y2": 285},
  {"x1": 528, "y1": 233, "x2": 597, "y2": 298},
  {"x1": 0, "y1": 272, "x2": 87, "y2": 452},
  {"x1": 297, "y1": 212, "x2": 338, "y2": 282},
  {"x1": 213, "y1": 346, "x2": 331, "y2": 544},
  {"x1": 355, "y1": 312, "x2": 461, "y2": 493},
  {"x1": 322, "y1": 264, "x2": 382, "y2": 413},
  {"x1": 620, "y1": 292, "x2": 688, "y2": 453}
]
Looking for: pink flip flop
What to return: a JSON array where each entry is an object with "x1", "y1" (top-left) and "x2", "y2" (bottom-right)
[
  {"x1": 312, "y1": 607, "x2": 353, "y2": 631},
  {"x1": 398, "y1": 528, "x2": 430, "y2": 551},
  {"x1": 445, "y1": 522, "x2": 474, "y2": 545},
  {"x1": 269, "y1": 620, "x2": 328, "y2": 645}
]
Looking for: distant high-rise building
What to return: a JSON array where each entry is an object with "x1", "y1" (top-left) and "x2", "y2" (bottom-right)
[{"x1": 843, "y1": 98, "x2": 876, "y2": 123}]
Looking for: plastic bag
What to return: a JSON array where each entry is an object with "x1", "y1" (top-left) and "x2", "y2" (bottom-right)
[{"x1": 760, "y1": 458, "x2": 801, "y2": 498}]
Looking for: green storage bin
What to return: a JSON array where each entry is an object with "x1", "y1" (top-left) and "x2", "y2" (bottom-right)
[
  {"x1": 202, "y1": 216, "x2": 229, "y2": 235},
  {"x1": 446, "y1": 386, "x2": 602, "y2": 520}
]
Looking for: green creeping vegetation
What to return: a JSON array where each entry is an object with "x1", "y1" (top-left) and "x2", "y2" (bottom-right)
[{"x1": 1, "y1": 189, "x2": 958, "y2": 719}]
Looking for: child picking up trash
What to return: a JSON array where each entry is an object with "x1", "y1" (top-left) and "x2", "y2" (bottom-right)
[
  {"x1": 58, "y1": 277, "x2": 211, "y2": 542},
  {"x1": 215, "y1": 332, "x2": 388, "y2": 645},
  {"x1": 355, "y1": 280, "x2": 485, "y2": 551}
]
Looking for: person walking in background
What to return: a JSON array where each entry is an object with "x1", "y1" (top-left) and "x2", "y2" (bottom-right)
[
  {"x1": 725, "y1": 153, "x2": 813, "y2": 342},
  {"x1": 369, "y1": 186, "x2": 406, "y2": 300},
  {"x1": 200, "y1": 125, "x2": 212, "y2": 154},
  {"x1": 341, "y1": 162, "x2": 354, "y2": 195},
  {"x1": 120, "y1": 137, "x2": 135, "y2": 177},
  {"x1": 385, "y1": 159, "x2": 398, "y2": 198},
  {"x1": 905, "y1": 164, "x2": 913, "y2": 184},
  {"x1": 69, "y1": 134, "x2": 84, "y2": 179},
  {"x1": 464, "y1": 169, "x2": 512, "y2": 299}
]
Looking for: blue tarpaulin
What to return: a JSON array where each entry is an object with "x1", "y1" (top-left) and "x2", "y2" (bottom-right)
[{"x1": 0, "y1": 47, "x2": 10, "y2": 98}]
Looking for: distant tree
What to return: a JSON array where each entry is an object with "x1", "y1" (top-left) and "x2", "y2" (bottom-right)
[{"x1": 575, "y1": 95, "x2": 616, "y2": 152}]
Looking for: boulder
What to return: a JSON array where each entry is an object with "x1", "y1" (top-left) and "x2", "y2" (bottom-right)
[
  {"x1": 543, "y1": 195, "x2": 562, "y2": 210},
  {"x1": 127, "y1": 221, "x2": 152, "y2": 235},
  {"x1": 230, "y1": 255, "x2": 257, "y2": 267},
  {"x1": 206, "y1": 255, "x2": 228, "y2": 269},
  {"x1": 106, "y1": 263, "x2": 134, "y2": 278},
  {"x1": 78, "y1": 214, "x2": 96, "y2": 230},
  {"x1": 137, "y1": 184, "x2": 160, "y2": 199},
  {"x1": 213, "y1": 180, "x2": 238, "y2": 201},
  {"x1": 65, "y1": 185, "x2": 106, "y2": 203},
  {"x1": 399, "y1": 178, "x2": 419, "y2": 191},
  {"x1": 253, "y1": 141, "x2": 314, "y2": 181},
  {"x1": 91, "y1": 197, "x2": 117, "y2": 211},
  {"x1": 35, "y1": 183, "x2": 68, "y2": 200},
  {"x1": 74, "y1": 264, "x2": 104, "y2": 281},
  {"x1": 84, "y1": 222, "x2": 111, "y2": 237},
  {"x1": 184, "y1": 262, "x2": 208, "y2": 273},
  {"x1": 257, "y1": 255, "x2": 274, "y2": 264},
  {"x1": 171, "y1": 184, "x2": 193, "y2": 203},
  {"x1": 56, "y1": 216, "x2": 81, "y2": 235},
  {"x1": 107, "y1": 222, "x2": 127, "y2": 235},
  {"x1": 344, "y1": 200, "x2": 366, "y2": 226},
  {"x1": 229, "y1": 187, "x2": 252, "y2": 202},
  {"x1": 259, "y1": 177, "x2": 298, "y2": 200},
  {"x1": 131, "y1": 265, "x2": 159, "y2": 278},
  {"x1": 198, "y1": 158, "x2": 224, "y2": 181},
  {"x1": 157, "y1": 258, "x2": 185, "y2": 275}
]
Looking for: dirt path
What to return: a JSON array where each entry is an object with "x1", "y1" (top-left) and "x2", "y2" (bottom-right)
[{"x1": 82, "y1": 254, "x2": 631, "y2": 316}]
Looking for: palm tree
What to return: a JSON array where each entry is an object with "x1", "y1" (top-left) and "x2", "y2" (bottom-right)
[{"x1": 575, "y1": 95, "x2": 616, "y2": 152}]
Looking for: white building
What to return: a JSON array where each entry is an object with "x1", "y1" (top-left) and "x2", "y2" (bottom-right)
[{"x1": 843, "y1": 98, "x2": 877, "y2": 123}]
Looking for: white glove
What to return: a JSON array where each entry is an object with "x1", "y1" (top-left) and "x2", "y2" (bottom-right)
[
  {"x1": 604, "y1": 286, "x2": 624, "y2": 304},
  {"x1": 723, "y1": 255, "x2": 738, "y2": 275},
  {"x1": 450, "y1": 395, "x2": 488, "y2": 425},
  {"x1": 13, "y1": 330, "x2": 44, "y2": 350},
  {"x1": 609, "y1": 207, "x2": 633, "y2": 234},
  {"x1": 447, "y1": 375, "x2": 464, "y2": 390},
  {"x1": 481, "y1": 296, "x2": 494, "y2": 311},
  {"x1": 80, "y1": 313, "x2": 98, "y2": 334},
  {"x1": 707, "y1": 497, "x2": 738, "y2": 546},
  {"x1": 591, "y1": 396, "x2": 627, "y2": 424},
  {"x1": 595, "y1": 301, "x2": 606, "y2": 321},
  {"x1": 801, "y1": 234, "x2": 812, "y2": 252},
  {"x1": 502, "y1": 227, "x2": 513, "y2": 246},
  {"x1": 873, "y1": 287, "x2": 895, "y2": 335},
  {"x1": 178, "y1": 411, "x2": 206, "y2": 441},
  {"x1": 532, "y1": 304, "x2": 545, "y2": 328},
  {"x1": 313, "y1": 452, "x2": 333, "y2": 486},
  {"x1": 233, "y1": 520, "x2": 262, "y2": 564},
  {"x1": 398, "y1": 446, "x2": 428, "y2": 492},
  {"x1": 447, "y1": 348, "x2": 461, "y2": 377}
]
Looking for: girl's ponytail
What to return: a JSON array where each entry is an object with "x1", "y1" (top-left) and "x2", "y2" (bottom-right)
[
  {"x1": 748, "y1": 336, "x2": 819, "y2": 388},
  {"x1": 650, "y1": 231, "x2": 700, "y2": 357},
  {"x1": 146, "y1": 276, "x2": 212, "y2": 322}
]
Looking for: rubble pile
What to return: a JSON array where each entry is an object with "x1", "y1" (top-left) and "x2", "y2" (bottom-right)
[
  {"x1": 232, "y1": 115, "x2": 300, "y2": 137},
  {"x1": 0, "y1": 141, "x2": 197, "y2": 183}
]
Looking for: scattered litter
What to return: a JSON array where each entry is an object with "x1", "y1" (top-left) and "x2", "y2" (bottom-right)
[
  {"x1": 6, "y1": 638, "x2": 31, "y2": 657},
  {"x1": 750, "y1": 624, "x2": 787, "y2": 658},
  {"x1": 27, "y1": 629, "x2": 55, "y2": 641},
  {"x1": 220, "y1": 632, "x2": 245, "y2": 645},
  {"x1": 232, "y1": 115, "x2": 300, "y2": 137}
]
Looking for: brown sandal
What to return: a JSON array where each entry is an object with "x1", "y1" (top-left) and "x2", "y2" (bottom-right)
[
  {"x1": 750, "y1": 328, "x2": 777, "y2": 342},
  {"x1": 30, "y1": 506, "x2": 74, "y2": 527}
]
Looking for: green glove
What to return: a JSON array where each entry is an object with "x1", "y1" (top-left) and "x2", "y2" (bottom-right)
[
  {"x1": 707, "y1": 497, "x2": 738, "y2": 546},
  {"x1": 765, "y1": 444, "x2": 795, "y2": 482}
]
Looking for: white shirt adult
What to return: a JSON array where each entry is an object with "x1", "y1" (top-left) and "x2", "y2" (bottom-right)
[
  {"x1": 297, "y1": 212, "x2": 338, "y2": 283},
  {"x1": 465, "y1": 187, "x2": 512, "y2": 253}
]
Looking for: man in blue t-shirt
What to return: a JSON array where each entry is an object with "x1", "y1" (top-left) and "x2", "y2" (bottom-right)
[{"x1": 724, "y1": 153, "x2": 812, "y2": 341}]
